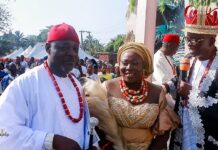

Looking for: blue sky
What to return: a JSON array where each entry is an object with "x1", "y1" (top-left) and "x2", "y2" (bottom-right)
[{"x1": 7, "y1": 0, "x2": 127, "y2": 44}]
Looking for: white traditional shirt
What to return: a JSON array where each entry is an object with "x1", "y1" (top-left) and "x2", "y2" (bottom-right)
[
  {"x1": 20, "y1": 60, "x2": 28, "y2": 69},
  {"x1": 152, "y1": 50, "x2": 176, "y2": 85},
  {"x1": 0, "y1": 64, "x2": 91, "y2": 150},
  {"x1": 183, "y1": 59, "x2": 209, "y2": 150}
]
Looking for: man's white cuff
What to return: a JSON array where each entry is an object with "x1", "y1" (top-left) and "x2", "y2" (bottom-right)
[{"x1": 44, "y1": 133, "x2": 54, "y2": 150}]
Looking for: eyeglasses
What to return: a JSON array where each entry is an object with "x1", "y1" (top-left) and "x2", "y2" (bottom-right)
[{"x1": 183, "y1": 37, "x2": 205, "y2": 45}]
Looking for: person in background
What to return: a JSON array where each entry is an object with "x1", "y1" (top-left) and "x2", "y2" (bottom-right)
[
  {"x1": 93, "y1": 64, "x2": 98, "y2": 74},
  {"x1": 0, "y1": 23, "x2": 97, "y2": 150},
  {"x1": 85, "y1": 59, "x2": 93, "y2": 66},
  {"x1": 90, "y1": 59, "x2": 99, "y2": 76},
  {"x1": 28, "y1": 57, "x2": 36, "y2": 69},
  {"x1": 114, "y1": 63, "x2": 120, "y2": 77},
  {"x1": 152, "y1": 34, "x2": 180, "y2": 85},
  {"x1": 0, "y1": 62, "x2": 8, "y2": 81},
  {"x1": 20, "y1": 55, "x2": 28, "y2": 70},
  {"x1": 106, "y1": 64, "x2": 116, "y2": 79},
  {"x1": 1, "y1": 62, "x2": 17, "y2": 92},
  {"x1": 97, "y1": 60, "x2": 103, "y2": 73},
  {"x1": 76, "y1": 59, "x2": 87, "y2": 78},
  {"x1": 86, "y1": 63, "x2": 99, "y2": 81},
  {"x1": 0, "y1": 62, "x2": 8, "y2": 95},
  {"x1": 15, "y1": 56, "x2": 25, "y2": 75},
  {"x1": 84, "y1": 57, "x2": 88, "y2": 64},
  {"x1": 4, "y1": 61, "x2": 11, "y2": 74},
  {"x1": 98, "y1": 63, "x2": 113, "y2": 82}
]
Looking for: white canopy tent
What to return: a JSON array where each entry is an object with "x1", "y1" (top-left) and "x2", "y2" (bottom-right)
[
  {"x1": 26, "y1": 43, "x2": 45, "y2": 59},
  {"x1": 5, "y1": 47, "x2": 24, "y2": 59},
  {"x1": 26, "y1": 43, "x2": 97, "y2": 60},
  {"x1": 20, "y1": 46, "x2": 33, "y2": 57},
  {"x1": 4, "y1": 43, "x2": 97, "y2": 60}
]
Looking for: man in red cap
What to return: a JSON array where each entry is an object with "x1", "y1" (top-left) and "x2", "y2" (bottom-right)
[
  {"x1": 0, "y1": 23, "x2": 97, "y2": 150},
  {"x1": 152, "y1": 33, "x2": 180, "y2": 85}
]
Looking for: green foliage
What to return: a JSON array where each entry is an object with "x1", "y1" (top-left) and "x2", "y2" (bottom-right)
[
  {"x1": 159, "y1": 0, "x2": 166, "y2": 14},
  {"x1": 22, "y1": 35, "x2": 38, "y2": 47},
  {"x1": 0, "y1": 3, "x2": 11, "y2": 33},
  {"x1": 158, "y1": 0, "x2": 184, "y2": 14},
  {"x1": 186, "y1": 0, "x2": 217, "y2": 7},
  {"x1": 0, "y1": 31, "x2": 16, "y2": 56},
  {"x1": 0, "y1": 39, "x2": 13, "y2": 56},
  {"x1": 37, "y1": 26, "x2": 51, "y2": 42},
  {"x1": 0, "y1": 31, "x2": 38, "y2": 56},
  {"x1": 104, "y1": 34, "x2": 124, "y2": 53},
  {"x1": 14, "y1": 30, "x2": 24, "y2": 48},
  {"x1": 129, "y1": 0, "x2": 136, "y2": 13},
  {"x1": 82, "y1": 34, "x2": 104, "y2": 57}
]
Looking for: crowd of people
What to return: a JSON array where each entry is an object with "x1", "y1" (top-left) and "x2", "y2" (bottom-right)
[
  {"x1": 0, "y1": 3, "x2": 217, "y2": 150},
  {"x1": 0, "y1": 53, "x2": 119, "y2": 95}
]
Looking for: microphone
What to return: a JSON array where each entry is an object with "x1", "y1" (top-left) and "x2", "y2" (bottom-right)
[
  {"x1": 179, "y1": 57, "x2": 190, "y2": 82},
  {"x1": 89, "y1": 117, "x2": 99, "y2": 149}
]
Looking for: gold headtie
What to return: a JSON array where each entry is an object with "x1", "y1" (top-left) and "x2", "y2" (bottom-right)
[{"x1": 117, "y1": 42, "x2": 153, "y2": 76}]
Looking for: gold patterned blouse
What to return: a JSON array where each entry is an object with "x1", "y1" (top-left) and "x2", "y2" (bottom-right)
[
  {"x1": 82, "y1": 78, "x2": 180, "y2": 150},
  {"x1": 108, "y1": 97, "x2": 159, "y2": 129},
  {"x1": 108, "y1": 90, "x2": 179, "y2": 150}
]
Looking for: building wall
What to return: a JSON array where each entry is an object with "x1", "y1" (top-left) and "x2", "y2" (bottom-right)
[{"x1": 126, "y1": 13, "x2": 137, "y2": 34}]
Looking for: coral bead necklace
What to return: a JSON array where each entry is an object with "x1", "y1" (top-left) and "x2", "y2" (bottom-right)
[
  {"x1": 44, "y1": 61, "x2": 84, "y2": 123},
  {"x1": 119, "y1": 77, "x2": 148, "y2": 104}
]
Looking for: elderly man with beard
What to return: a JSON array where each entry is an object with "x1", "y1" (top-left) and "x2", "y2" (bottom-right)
[{"x1": 0, "y1": 23, "x2": 97, "y2": 150}]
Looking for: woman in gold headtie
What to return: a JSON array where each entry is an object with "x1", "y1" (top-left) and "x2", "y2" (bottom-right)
[{"x1": 82, "y1": 42, "x2": 179, "y2": 150}]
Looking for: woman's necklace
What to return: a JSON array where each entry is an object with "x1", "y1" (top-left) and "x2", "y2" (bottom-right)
[{"x1": 119, "y1": 77, "x2": 148, "y2": 104}]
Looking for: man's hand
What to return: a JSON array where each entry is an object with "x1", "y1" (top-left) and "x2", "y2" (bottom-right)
[
  {"x1": 178, "y1": 81, "x2": 192, "y2": 99},
  {"x1": 53, "y1": 134, "x2": 81, "y2": 150}
]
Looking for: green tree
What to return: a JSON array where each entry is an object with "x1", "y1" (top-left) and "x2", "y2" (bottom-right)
[
  {"x1": 0, "y1": 30, "x2": 32, "y2": 56},
  {"x1": 0, "y1": 31, "x2": 16, "y2": 56},
  {"x1": 24, "y1": 35, "x2": 38, "y2": 47},
  {"x1": 104, "y1": 34, "x2": 124, "y2": 53},
  {"x1": 82, "y1": 34, "x2": 104, "y2": 57},
  {"x1": 0, "y1": 3, "x2": 11, "y2": 33},
  {"x1": 37, "y1": 26, "x2": 51, "y2": 42},
  {"x1": 14, "y1": 30, "x2": 24, "y2": 48},
  {"x1": 0, "y1": 39, "x2": 13, "y2": 56}
]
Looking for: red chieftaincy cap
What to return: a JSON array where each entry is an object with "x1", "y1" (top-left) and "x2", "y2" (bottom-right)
[
  {"x1": 162, "y1": 34, "x2": 180, "y2": 43},
  {"x1": 46, "y1": 23, "x2": 80, "y2": 43}
]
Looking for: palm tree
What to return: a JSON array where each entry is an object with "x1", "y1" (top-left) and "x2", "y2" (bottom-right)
[
  {"x1": 82, "y1": 34, "x2": 104, "y2": 56},
  {"x1": 14, "y1": 30, "x2": 24, "y2": 48}
]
